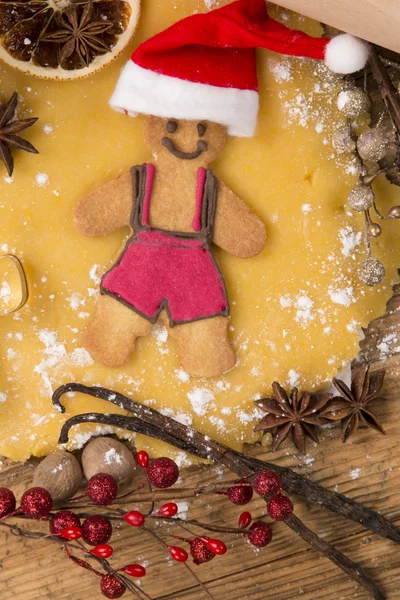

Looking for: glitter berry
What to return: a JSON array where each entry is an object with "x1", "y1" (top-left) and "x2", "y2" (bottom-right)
[
  {"x1": 0, "y1": 488, "x2": 16, "y2": 519},
  {"x1": 190, "y1": 537, "x2": 215, "y2": 565},
  {"x1": 248, "y1": 521, "x2": 273, "y2": 547},
  {"x1": 253, "y1": 470, "x2": 282, "y2": 498},
  {"x1": 50, "y1": 510, "x2": 81, "y2": 535},
  {"x1": 267, "y1": 494, "x2": 294, "y2": 521},
  {"x1": 82, "y1": 515, "x2": 113, "y2": 546},
  {"x1": 100, "y1": 573, "x2": 126, "y2": 598},
  {"x1": 147, "y1": 457, "x2": 179, "y2": 489},
  {"x1": 226, "y1": 482, "x2": 253, "y2": 505},
  {"x1": 20, "y1": 487, "x2": 53, "y2": 519},
  {"x1": 86, "y1": 473, "x2": 118, "y2": 505}
]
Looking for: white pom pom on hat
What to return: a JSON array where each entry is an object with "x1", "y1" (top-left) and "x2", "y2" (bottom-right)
[{"x1": 325, "y1": 33, "x2": 370, "y2": 74}]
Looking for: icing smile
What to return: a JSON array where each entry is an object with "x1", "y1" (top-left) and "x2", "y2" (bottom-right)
[{"x1": 162, "y1": 137, "x2": 208, "y2": 160}]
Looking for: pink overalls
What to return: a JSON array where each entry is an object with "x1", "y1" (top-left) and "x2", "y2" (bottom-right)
[{"x1": 101, "y1": 164, "x2": 229, "y2": 326}]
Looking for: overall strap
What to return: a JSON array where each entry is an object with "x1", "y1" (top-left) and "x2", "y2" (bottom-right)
[
  {"x1": 200, "y1": 169, "x2": 218, "y2": 242},
  {"x1": 130, "y1": 164, "x2": 155, "y2": 230}
]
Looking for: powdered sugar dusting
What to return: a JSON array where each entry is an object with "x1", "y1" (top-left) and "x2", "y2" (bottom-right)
[
  {"x1": 339, "y1": 226, "x2": 362, "y2": 257},
  {"x1": 34, "y1": 329, "x2": 93, "y2": 395},
  {"x1": 187, "y1": 388, "x2": 215, "y2": 416},
  {"x1": 268, "y1": 58, "x2": 293, "y2": 83},
  {"x1": 104, "y1": 448, "x2": 123, "y2": 465},
  {"x1": 295, "y1": 295, "x2": 314, "y2": 325},
  {"x1": 328, "y1": 286, "x2": 354, "y2": 307}
]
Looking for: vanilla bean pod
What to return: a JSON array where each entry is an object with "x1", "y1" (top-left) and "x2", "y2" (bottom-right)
[
  {"x1": 54, "y1": 384, "x2": 400, "y2": 544},
  {"x1": 286, "y1": 515, "x2": 384, "y2": 600}
]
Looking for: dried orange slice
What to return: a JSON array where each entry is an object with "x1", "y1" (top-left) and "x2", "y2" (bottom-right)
[{"x1": 0, "y1": 0, "x2": 140, "y2": 79}]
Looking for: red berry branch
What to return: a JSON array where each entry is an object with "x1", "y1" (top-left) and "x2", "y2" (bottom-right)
[
  {"x1": 0, "y1": 451, "x2": 298, "y2": 600},
  {"x1": 50, "y1": 382, "x2": 400, "y2": 599}
]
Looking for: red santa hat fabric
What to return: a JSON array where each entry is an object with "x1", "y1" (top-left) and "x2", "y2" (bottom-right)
[{"x1": 110, "y1": 0, "x2": 369, "y2": 137}]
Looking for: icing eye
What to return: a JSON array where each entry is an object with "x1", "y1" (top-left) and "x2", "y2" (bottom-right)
[
  {"x1": 166, "y1": 120, "x2": 177, "y2": 133},
  {"x1": 197, "y1": 123, "x2": 206, "y2": 137}
]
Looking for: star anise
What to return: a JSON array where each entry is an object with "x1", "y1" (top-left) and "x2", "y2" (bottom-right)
[
  {"x1": 43, "y1": 0, "x2": 113, "y2": 68},
  {"x1": 319, "y1": 365, "x2": 386, "y2": 442},
  {"x1": 0, "y1": 92, "x2": 38, "y2": 177},
  {"x1": 254, "y1": 382, "x2": 333, "y2": 454}
]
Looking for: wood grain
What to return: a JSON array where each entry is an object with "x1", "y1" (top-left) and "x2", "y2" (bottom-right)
[
  {"x1": 0, "y1": 280, "x2": 400, "y2": 599},
  {"x1": 275, "y1": 0, "x2": 400, "y2": 53}
]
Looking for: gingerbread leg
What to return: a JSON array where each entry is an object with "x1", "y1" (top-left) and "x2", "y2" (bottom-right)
[
  {"x1": 169, "y1": 316, "x2": 236, "y2": 378},
  {"x1": 82, "y1": 294, "x2": 152, "y2": 367}
]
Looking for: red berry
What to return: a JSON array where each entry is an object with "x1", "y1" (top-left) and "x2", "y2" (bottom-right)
[
  {"x1": 0, "y1": 488, "x2": 16, "y2": 519},
  {"x1": 123, "y1": 510, "x2": 145, "y2": 527},
  {"x1": 147, "y1": 457, "x2": 179, "y2": 489},
  {"x1": 20, "y1": 487, "x2": 53, "y2": 519},
  {"x1": 267, "y1": 494, "x2": 294, "y2": 521},
  {"x1": 121, "y1": 564, "x2": 147, "y2": 578},
  {"x1": 82, "y1": 515, "x2": 112, "y2": 546},
  {"x1": 86, "y1": 473, "x2": 118, "y2": 506},
  {"x1": 190, "y1": 538, "x2": 215, "y2": 565},
  {"x1": 202, "y1": 537, "x2": 227, "y2": 555},
  {"x1": 157, "y1": 502, "x2": 178, "y2": 517},
  {"x1": 168, "y1": 545, "x2": 188, "y2": 562},
  {"x1": 100, "y1": 574, "x2": 126, "y2": 599},
  {"x1": 253, "y1": 470, "x2": 282, "y2": 498},
  {"x1": 226, "y1": 482, "x2": 253, "y2": 505},
  {"x1": 61, "y1": 526, "x2": 82, "y2": 540},
  {"x1": 50, "y1": 510, "x2": 81, "y2": 535},
  {"x1": 136, "y1": 450, "x2": 149, "y2": 469},
  {"x1": 91, "y1": 544, "x2": 114, "y2": 559},
  {"x1": 248, "y1": 521, "x2": 272, "y2": 548},
  {"x1": 238, "y1": 511, "x2": 252, "y2": 529}
]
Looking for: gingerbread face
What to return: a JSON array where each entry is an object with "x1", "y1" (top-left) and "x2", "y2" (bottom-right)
[{"x1": 143, "y1": 116, "x2": 227, "y2": 166}]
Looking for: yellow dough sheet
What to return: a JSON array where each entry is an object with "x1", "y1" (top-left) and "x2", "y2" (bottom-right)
[{"x1": 0, "y1": 1, "x2": 399, "y2": 462}]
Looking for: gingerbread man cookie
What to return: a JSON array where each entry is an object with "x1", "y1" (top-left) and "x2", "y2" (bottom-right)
[
  {"x1": 74, "y1": 0, "x2": 369, "y2": 378},
  {"x1": 74, "y1": 117, "x2": 265, "y2": 377}
]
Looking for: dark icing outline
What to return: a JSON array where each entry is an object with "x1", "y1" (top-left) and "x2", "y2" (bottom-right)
[
  {"x1": 100, "y1": 163, "x2": 230, "y2": 327},
  {"x1": 161, "y1": 137, "x2": 208, "y2": 160}
]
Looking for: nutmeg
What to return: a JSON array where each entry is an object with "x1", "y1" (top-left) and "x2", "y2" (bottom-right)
[
  {"x1": 82, "y1": 437, "x2": 136, "y2": 490},
  {"x1": 33, "y1": 450, "x2": 82, "y2": 503}
]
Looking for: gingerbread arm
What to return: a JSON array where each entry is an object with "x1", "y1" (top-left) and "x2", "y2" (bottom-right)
[
  {"x1": 73, "y1": 170, "x2": 133, "y2": 237},
  {"x1": 213, "y1": 180, "x2": 266, "y2": 258}
]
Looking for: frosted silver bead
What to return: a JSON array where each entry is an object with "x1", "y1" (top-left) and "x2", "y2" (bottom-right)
[{"x1": 358, "y1": 258, "x2": 385, "y2": 286}]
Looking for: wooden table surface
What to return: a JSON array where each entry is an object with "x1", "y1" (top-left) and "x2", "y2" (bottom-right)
[{"x1": 0, "y1": 281, "x2": 400, "y2": 600}]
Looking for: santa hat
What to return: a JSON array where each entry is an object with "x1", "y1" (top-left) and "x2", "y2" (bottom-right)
[{"x1": 110, "y1": 0, "x2": 369, "y2": 137}]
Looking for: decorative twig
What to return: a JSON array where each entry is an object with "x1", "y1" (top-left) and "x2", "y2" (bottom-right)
[
  {"x1": 0, "y1": 518, "x2": 149, "y2": 599},
  {"x1": 59, "y1": 482, "x2": 239, "y2": 509},
  {"x1": 370, "y1": 48, "x2": 400, "y2": 133},
  {"x1": 142, "y1": 524, "x2": 215, "y2": 600},
  {"x1": 53, "y1": 384, "x2": 400, "y2": 544},
  {"x1": 153, "y1": 515, "x2": 250, "y2": 536}
]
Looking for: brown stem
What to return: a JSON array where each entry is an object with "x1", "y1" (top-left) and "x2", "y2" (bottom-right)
[
  {"x1": 369, "y1": 48, "x2": 400, "y2": 132},
  {"x1": 286, "y1": 515, "x2": 384, "y2": 600},
  {"x1": 182, "y1": 561, "x2": 215, "y2": 600},
  {"x1": 54, "y1": 384, "x2": 400, "y2": 545},
  {"x1": 60, "y1": 482, "x2": 235, "y2": 510},
  {"x1": 75, "y1": 539, "x2": 152, "y2": 600},
  {"x1": 142, "y1": 525, "x2": 215, "y2": 600},
  {"x1": 153, "y1": 515, "x2": 249, "y2": 535}
]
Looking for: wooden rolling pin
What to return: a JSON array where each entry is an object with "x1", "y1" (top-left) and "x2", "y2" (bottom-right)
[{"x1": 276, "y1": 0, "x2": 400, "y2": 52}]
